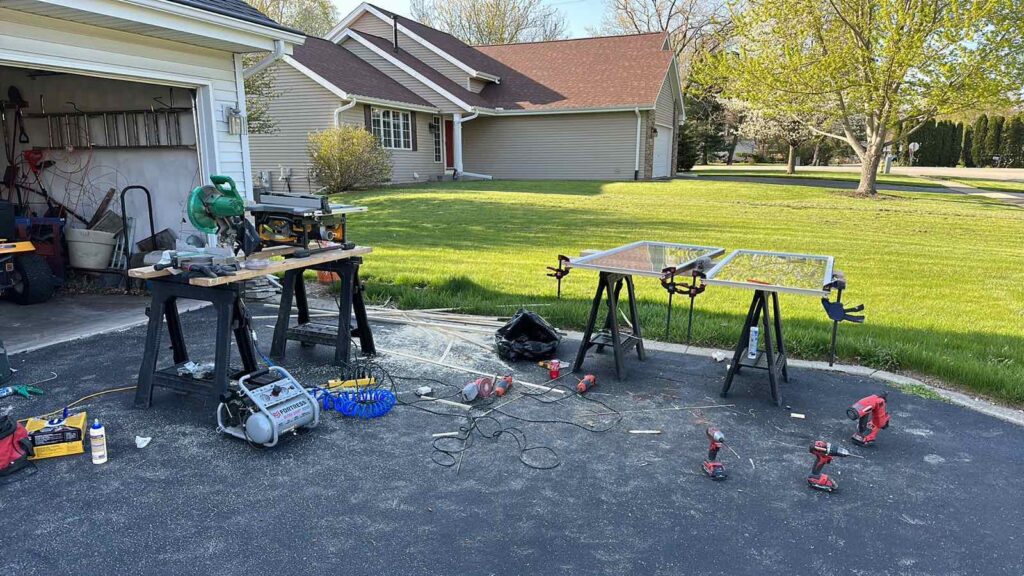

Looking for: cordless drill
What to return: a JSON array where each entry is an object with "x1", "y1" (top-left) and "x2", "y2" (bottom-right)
[
  {"x1": 847, "y1": 392, "x2": 890, "y2": 446},
  {"x1": 702, "y1": 427, "x2": 728, "y2": 480},
  {"x1": 807, "y1": 440, "x2": 859, "y2": 492}
]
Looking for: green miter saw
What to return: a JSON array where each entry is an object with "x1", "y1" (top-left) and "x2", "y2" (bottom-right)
[{"x1": 187, "y1": 175, "x2": 261, "y2": 255}]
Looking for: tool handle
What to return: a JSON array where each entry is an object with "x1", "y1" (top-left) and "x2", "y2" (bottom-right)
[
  {"x1": 707, "y1": 445, "x2": 720, "y2": 461},
  {"x1": 811, "y1": 454, "x2": 830, "y2": 475}
]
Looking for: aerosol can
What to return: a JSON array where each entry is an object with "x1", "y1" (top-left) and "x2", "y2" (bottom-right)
[{"x1": 747, "y1": 326, "x2": 760, "y2": 360}]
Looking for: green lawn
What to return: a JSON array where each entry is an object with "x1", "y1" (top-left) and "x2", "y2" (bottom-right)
[
  {"x1": 693, "y1": 168, "x2": 939, "y2": 187},
  {"x1": 335, "y1": 180, "x2": 1024, "y2": 404}
]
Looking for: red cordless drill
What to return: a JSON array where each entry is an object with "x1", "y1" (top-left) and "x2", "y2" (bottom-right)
[
  {"x1": 807, "y1": 441, "x2": 860, "y2": 492},
  {"x1": 702, "y1": 428, "x2": 728, "y2": 481},
  {"x1": 847, "y1": 392, "x2": 890, "y2": 446},
  {"x1": 576, "y1": 374, "x2": 597, "y2": 394}
]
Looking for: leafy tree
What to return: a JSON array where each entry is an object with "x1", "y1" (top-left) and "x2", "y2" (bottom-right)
[
  {"x1": 308, "y1": 126, "x2": 392, "y2": 193},
  {"x1": 410, "y1": 0, "x2": 567, "y2": 44},
  {"x1": 244, "y1": 0, "x2": 338, "y2": 134},
  {"x1": 986, "y1": 115, "x2": 1005, "y2": 165},
  {"x1": 698, "y1": 0, "x2": 1024, "y2": 194},
  {"x1": 961, "y1": 126, "x2": 974, "y2": 167},
  {"x1": 738, "y1": 109, "x2": 811, "y2": 173},
  {"x1": 972, "y1": 115, "x2": 989, "y2": 167},
  {"x1": 677, "y1": 121, "x2": 700, "y2": 171},
  {"x1": 1003, "y1": 115, "x2": 1024, "y2": 167},
  {"x1": 686, "y1": 94, "x2": 726, "y2": 164}
]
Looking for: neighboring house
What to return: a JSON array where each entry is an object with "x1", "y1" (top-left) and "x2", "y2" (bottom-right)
[
  {"x1": 249, "y1": 2, "x2": 684, "y2": 190},
  {"x1": 0, "y1": 0, "x2": 301, "y2": 244}
]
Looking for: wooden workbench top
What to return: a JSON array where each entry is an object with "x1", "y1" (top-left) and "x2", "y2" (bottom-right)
[{"x1": 128, "y1": 245, "x2": 372, "y2": 287}]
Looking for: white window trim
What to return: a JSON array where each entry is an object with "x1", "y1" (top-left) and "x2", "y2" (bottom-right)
[
  {"x1": 371, "y1": 107, "x2": 413, "y2": 150},
  {"x1": 431, "y1": 115, "x2": 442, "y2": 163}
]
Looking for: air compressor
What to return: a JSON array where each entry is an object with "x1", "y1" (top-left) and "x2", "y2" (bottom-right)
[{"x1": 217, "y1": 366, "x2": 320, "y2": 448}]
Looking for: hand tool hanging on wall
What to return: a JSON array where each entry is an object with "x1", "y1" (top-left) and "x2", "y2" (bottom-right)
[
  {"x1": 701, "y1": 427, "x2": 728, "y2": 480},
  {"x1": 847, "y1": 393, "x2": 890, "y2": 446},
  {"x1": 547, "y1": 255, "x2": 571, "y2": 298},
  {"x1": 821, "y1": 271, "x2": 865, "y2": 366},
  {"x1": 660, "y1": 256, "x2": 714, "y2": 341},
  {"x1": 8, "y1": 87, "x2": 29, "y2": 144},
  {"x1": 807, "y1": 440, "x2": 862, "y2": 492}
]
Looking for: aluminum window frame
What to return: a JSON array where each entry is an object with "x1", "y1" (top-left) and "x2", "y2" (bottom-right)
[
  {"x1": 568, "y1": 240, "x2": 726, "y2": 278},
  {"x1": 703, "y1": 249, "x2": 835, "y2": 297}
]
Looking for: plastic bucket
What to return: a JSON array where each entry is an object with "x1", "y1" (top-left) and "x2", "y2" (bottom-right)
[{"x1": 66, "y1": 228, "x2": 117, "y2": 270}]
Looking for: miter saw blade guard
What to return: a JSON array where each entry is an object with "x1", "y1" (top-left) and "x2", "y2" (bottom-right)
[{"x1": 187, "y1": 175, "x2": 261, "y2": 256}]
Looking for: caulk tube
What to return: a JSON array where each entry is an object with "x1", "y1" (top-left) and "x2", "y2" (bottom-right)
[{"x1": 747, "y1": 326, "x2": 759, "y2": 360}]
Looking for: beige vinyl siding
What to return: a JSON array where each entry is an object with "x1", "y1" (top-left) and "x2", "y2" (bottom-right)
[
  {"x1": 341, "y1": 40, "x2": 466, "y2": 114},
  {"x1": 462, "y1": 112, "x2": 646, "y2": 180},
  {"x1": 655, "y1": 73, "x2": 676, "y2": 127},
  {"x1": 377, "y1": 108, "x2": 445, "y2": 183},
  {"x1": 249, "y1": 63, "x2": 342, "y2": 194},
  {"x1": 468, "y1": 78, "x2": 489, "y2": 93},
  {"x1": 349, "y1": 12, "x2": 394, "y2": 38}
]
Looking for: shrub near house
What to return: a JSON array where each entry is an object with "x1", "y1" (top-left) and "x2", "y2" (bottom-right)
[{"x1": 308, "y1": 126, "x2": 392, "y2": 193}]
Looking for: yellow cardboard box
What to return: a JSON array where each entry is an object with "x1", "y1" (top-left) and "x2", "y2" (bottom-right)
[{"x1": 24, "y1": 411, "x2": 86, "y2": 460}]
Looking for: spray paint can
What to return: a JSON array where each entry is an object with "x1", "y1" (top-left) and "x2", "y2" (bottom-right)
[
  {"x1": 747, "y1": 326, "x2": 759, "y2": 360},
  {"x1": 89, "y1": 419, "x2": 108, "y2": 464}
]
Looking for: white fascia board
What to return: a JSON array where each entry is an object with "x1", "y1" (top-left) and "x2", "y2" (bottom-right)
[
  {"x1": 477, "y1": 105, "x2": 657, "y2": 117},
  {"x1": 43, "y1": 0, "x2": 304, "y2": 50},
  {"x1": 666, "y1": 59, "x2": 685, "y2": 120},
  {"x1": 343, "y1": 30, "x2": 474, "y2": 112},
  {"x1": 283, "y1": 56, "x2": 349, "y2": 100},
  {"x1": 353, "y1": 96, "x2": 439, "y2": 114}
]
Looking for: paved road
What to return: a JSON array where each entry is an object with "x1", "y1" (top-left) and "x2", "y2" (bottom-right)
[
  {"x1": 693, "y1": 164, "x2": 1024, "y2": 181},
  {"x1": 3, "y1": 306, "x2": 1023, "y2": 575}
]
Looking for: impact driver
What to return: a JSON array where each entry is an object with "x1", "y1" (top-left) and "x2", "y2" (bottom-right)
[{"x1": 702, "y1": 427, "x2": 728, "y2": 480}]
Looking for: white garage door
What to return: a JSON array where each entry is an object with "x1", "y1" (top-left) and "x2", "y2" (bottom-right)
[{"x1": 652, "y1": 124, "x2": 673, "y2": 178}]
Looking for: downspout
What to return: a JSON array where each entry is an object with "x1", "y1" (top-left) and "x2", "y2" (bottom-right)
[
  {"x1": 334, "y1": 99, "x2": 358, "y2": 126},
  {"x1": 243, "y1": 39, "x2": 286, "y2": 79},
  {"x1": 634, "y1": 107, "x2": 642, "y2": 181},
  {"x1": 454, "y1": 113, "x2": 492, "y2": 180}
]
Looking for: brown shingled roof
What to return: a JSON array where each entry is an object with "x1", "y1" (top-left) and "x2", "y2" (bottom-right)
[
  {"x1": 291, "y1": 36, "x2": 433, "y2": 109},
  {"x1": 475, "y1": 32, "x2": 674, "y2": 111}
]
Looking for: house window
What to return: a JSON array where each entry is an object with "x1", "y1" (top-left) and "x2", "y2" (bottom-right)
[
  {"x1": 431, "y1": 116, "x2": 442, "y2": 163},
  {"x1": 371, "y1": 108, "x2": 412, "y2": 150}
]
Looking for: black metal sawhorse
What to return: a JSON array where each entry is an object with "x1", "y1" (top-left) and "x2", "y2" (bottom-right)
[
  {"x1": 270, "y1": 256, "x2": 375, "y2": 366},
  {"x1": 572, "y1": 271, "x2": 645, "y2": 379},
  {"x1": 720, "y1": 289, "x2": 789, "y2": 406},
  {"x1": 135, "y1": 278, "x2": 259, "y2": 408}
]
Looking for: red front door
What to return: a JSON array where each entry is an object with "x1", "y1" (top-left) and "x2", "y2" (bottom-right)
[{"x1": 444, "y1": 120, "x2": 455, "y2": 169}]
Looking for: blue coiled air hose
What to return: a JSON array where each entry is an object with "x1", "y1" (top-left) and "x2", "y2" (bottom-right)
[{"x1": 314, "y1": 388, "x2": 396, "y2": 419}]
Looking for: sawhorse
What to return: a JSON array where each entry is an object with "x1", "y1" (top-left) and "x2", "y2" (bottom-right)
[
  {"x1": 572, "y1": 271, "x2": 645, "y2": 379},
  {"x1": 720, "y1": 289, "x2": 789, "y2": 406}
]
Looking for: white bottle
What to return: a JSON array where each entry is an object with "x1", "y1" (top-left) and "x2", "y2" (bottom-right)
[
  {"x1": 90, "y1": 418, "x2": 108, "y2": 464},
  {"x1": 747, "y1": 326, "x2": 760, "y2": 360}
]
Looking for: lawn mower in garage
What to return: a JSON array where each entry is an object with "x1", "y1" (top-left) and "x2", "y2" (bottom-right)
[{"x1": 0, "y1": 202, "x2": 55, "y2": 304}]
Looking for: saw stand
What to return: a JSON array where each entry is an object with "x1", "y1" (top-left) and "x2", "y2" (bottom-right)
[
  {"x1": 719, "y1": 289, "x2": 789, "y2": 407},
  {"x1": 135, "y1": 278, "x2": 259, "y2": 408},
  {"x1": 270, "y1": 256, "x2": 375, "y2": 366},
  {"x1": 572, "y1": 271, "x2": 645, "y2": 379}
]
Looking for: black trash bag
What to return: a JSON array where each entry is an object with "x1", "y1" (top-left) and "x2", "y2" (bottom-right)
[{"x1": 495, "y1": 308, "x2": 561, "y2": 361}]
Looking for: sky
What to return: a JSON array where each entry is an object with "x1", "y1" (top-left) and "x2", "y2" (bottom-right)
[{"x1": 330, "y1": 0, "x2": 605, "y2": 39}]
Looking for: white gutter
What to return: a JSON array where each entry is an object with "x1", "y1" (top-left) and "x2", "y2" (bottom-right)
[
  {"x1": 243, "y1": 39, "x2": 286, "y2": 79},
  {"x1": 634, "y1": 107, "x2": 642, "y2": 181},
  {"x1": 334, "y1": 100, "x2": 358, "y2": 126}
]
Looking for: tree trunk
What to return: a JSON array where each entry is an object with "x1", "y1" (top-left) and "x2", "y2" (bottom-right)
[
  {"x1": 855, "y1": 146, "x2": 885, "y2": 195},
  {"x1": 786, "y1": 144, "x2": 797, "y2": 174},
  {"x1": 700, "y1": 140, "x2": 709, "y2": 165},
  {"x1": 811, "y1": 141, "x2": 820, "y2": 166},
  {"x1": 726, "y1": 132, "x2": 739, "y2": 165}
]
